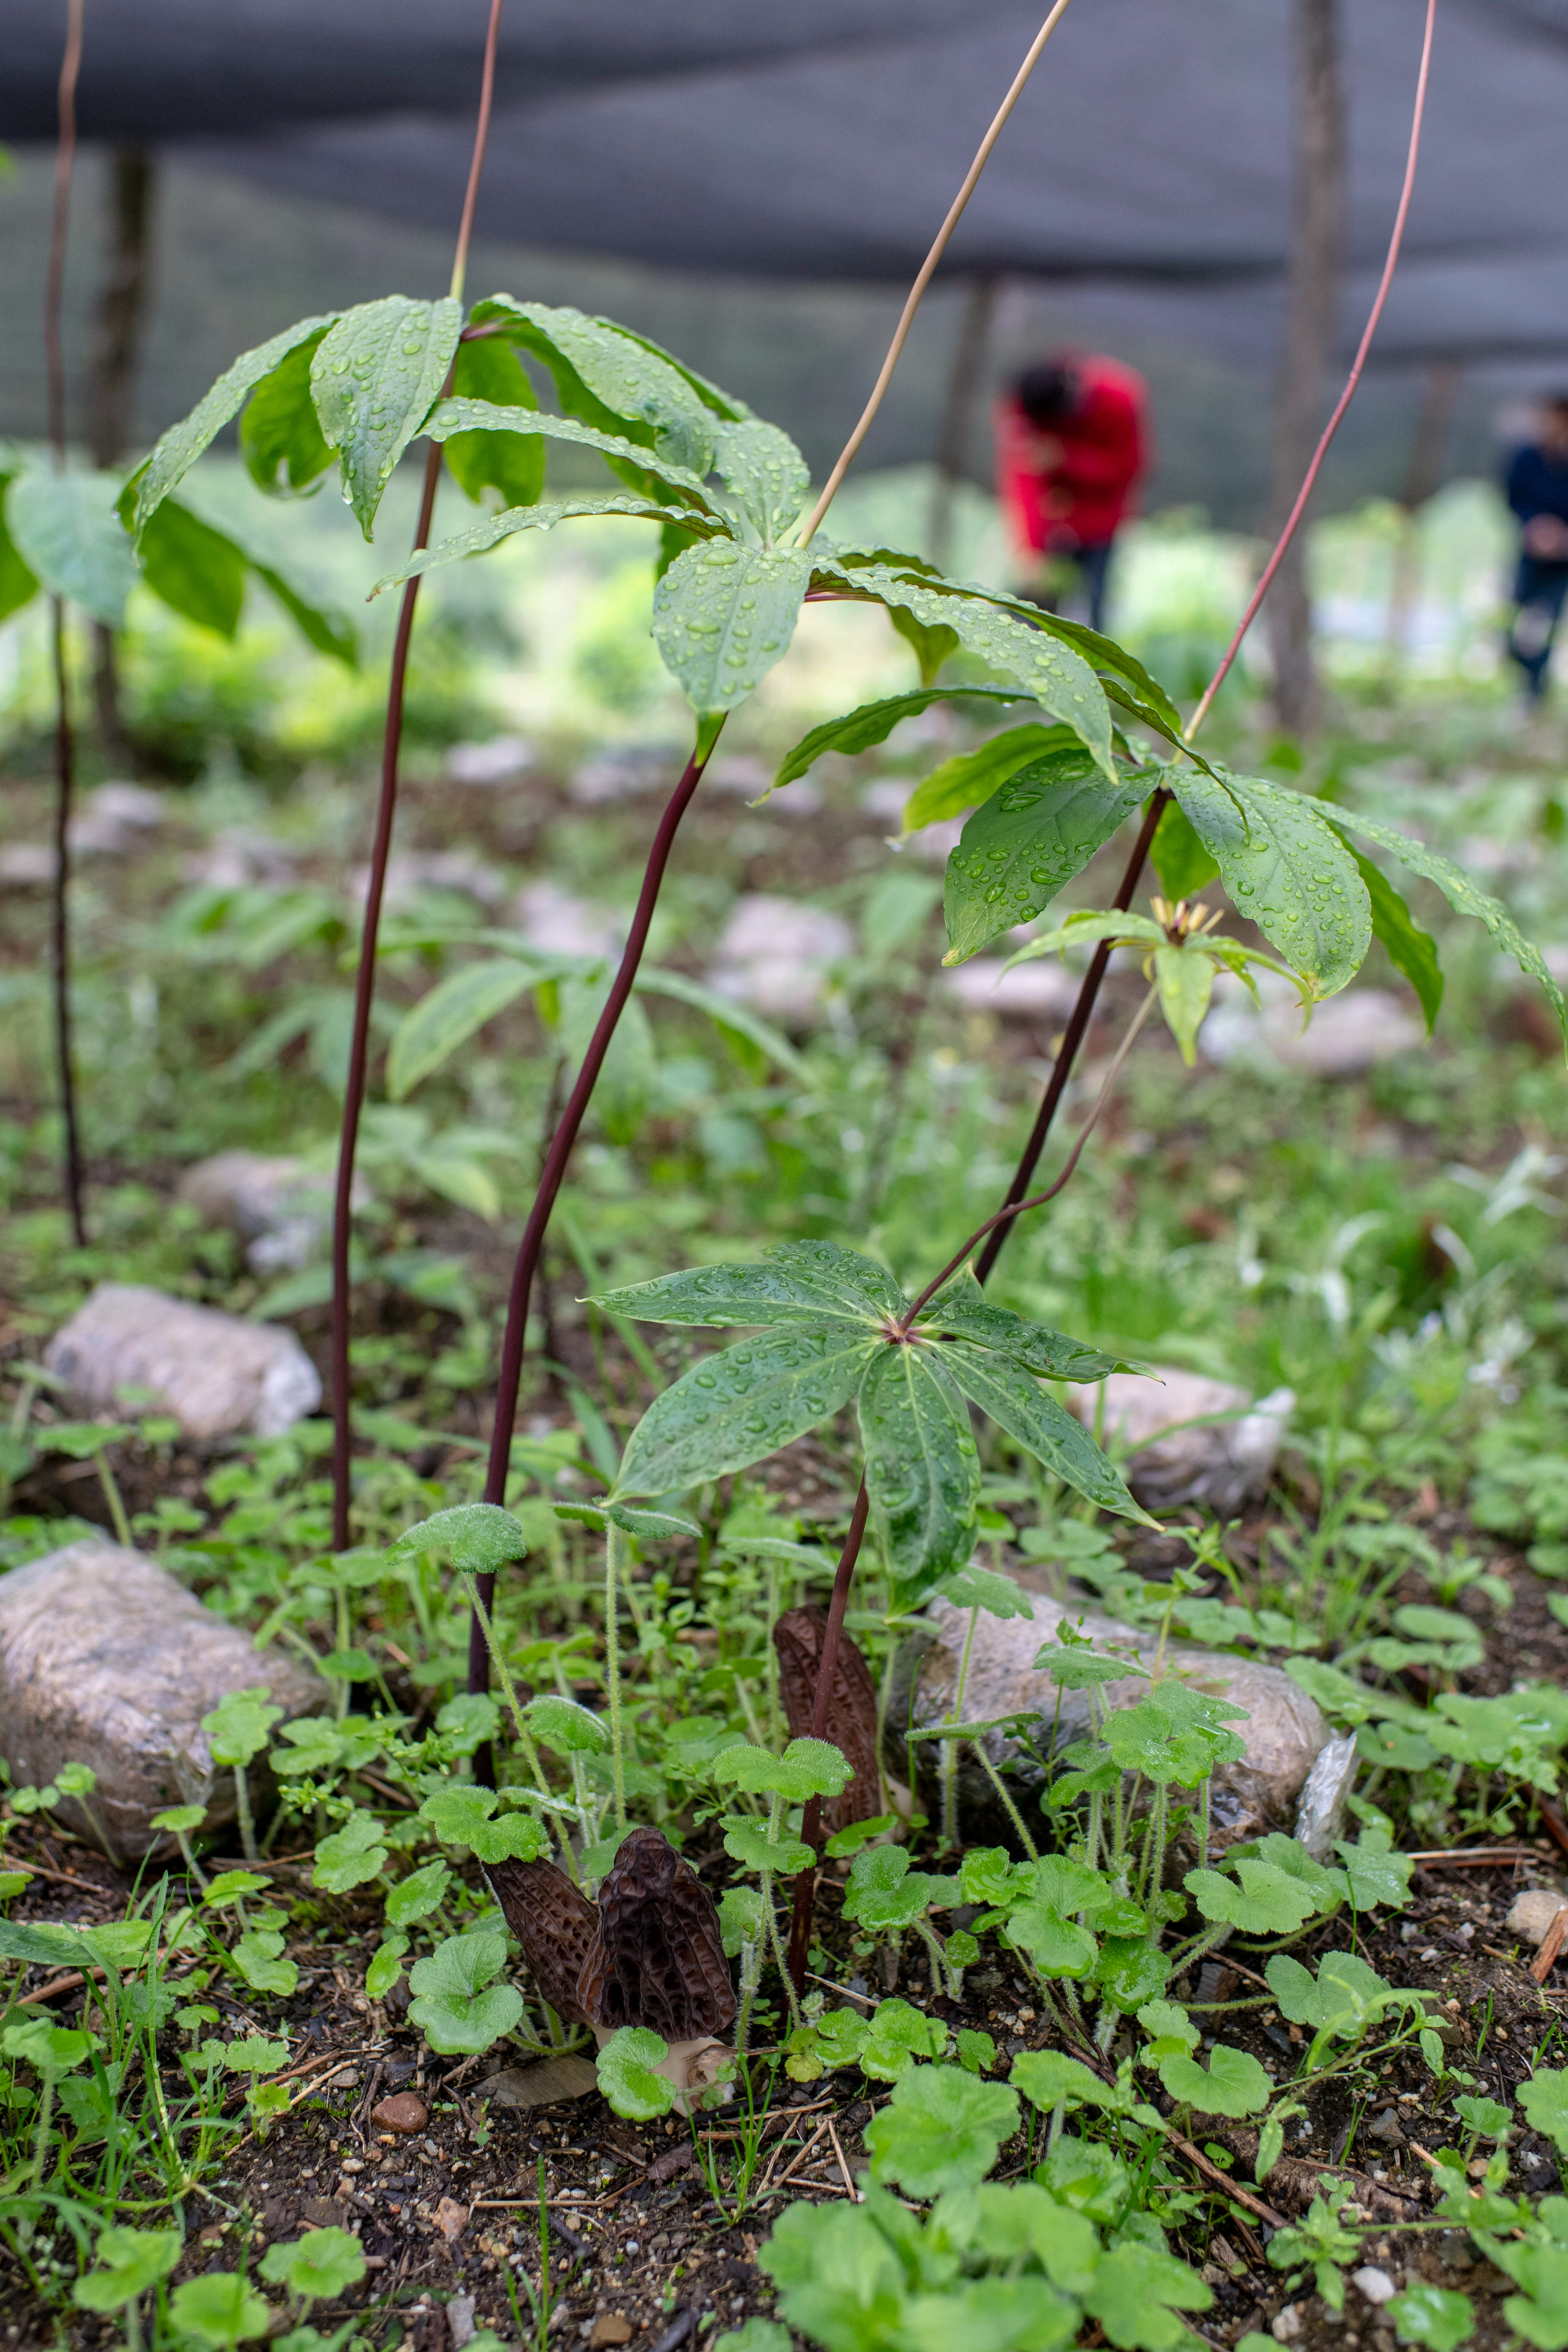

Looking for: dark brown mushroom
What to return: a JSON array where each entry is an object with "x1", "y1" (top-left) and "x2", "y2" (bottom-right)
[
  {"x1": 578, "y1": 1826, "x2": 735, "y2": 2040},
  {"x1": 485, "y1": 1857, "x2": 597, "y2": 2027},
  {"x1": 774, "y1": 1603, "x2": 882, "y2": 1835}
]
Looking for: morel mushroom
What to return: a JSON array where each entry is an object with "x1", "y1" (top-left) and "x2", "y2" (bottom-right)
[
  {"x1": 774, "y1": 1604, "x2": 882, "y2": 1835},
  {"x1": 485, "y1": 1856, "x2": 597, "y2": 2027},
  {"x1": 578, "y1": 1825, "x2": 735, "y2": 2043}
]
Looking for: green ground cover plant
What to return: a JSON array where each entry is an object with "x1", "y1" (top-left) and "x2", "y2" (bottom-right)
[{"x1": 11, "y1": 0, "x2": 1568, "y2": 2347}]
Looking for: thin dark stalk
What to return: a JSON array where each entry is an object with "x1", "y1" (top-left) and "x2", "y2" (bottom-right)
[
  {"x1": 909, "y1": 986, "x2": 1157, "y2": 1324},
  {"x1": 975, "y1": 0, "x2": 1437, "y2": 1285},
  {"x1": 329, "y1": 440, "x2": 443, "y2": 1549},
  {"x1": 973, "y1": 790, "x2": 1165, "y2": 1282},
  {"x1": 468, "y1": 729, "x2": 722, "y2": 1706},
  {"x1": 51, "y1": 605, "x2": 84, "y2": 1247},
  {"x1": 328, "y1": 0, "x2": 506, "y2": 1553},
  {"x1": 45, "y1": 0, "x2": 86, "y2": 1248},
  {"x1": 786, "y1": 1478, "x2": 870, "y2": 1993}
]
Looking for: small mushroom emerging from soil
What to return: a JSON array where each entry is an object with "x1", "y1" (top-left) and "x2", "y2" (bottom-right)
[
  {"x1": 492, "y1": 1831, "x2": 736, "y2": 2106},
  {"x1": 774, "y1": 1604, "x2": 882, "y2": 1834},
  {"x1": 579, "y1": 1826, "x2": 736, "y2": 2100},
  {"x1": 486, "y1": 1856, "x2": 598, "y2": 2026}
]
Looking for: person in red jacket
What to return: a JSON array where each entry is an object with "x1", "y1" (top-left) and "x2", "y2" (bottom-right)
[{"x1": 995, "y1": 353, "x2": 1149, "y2": 632}]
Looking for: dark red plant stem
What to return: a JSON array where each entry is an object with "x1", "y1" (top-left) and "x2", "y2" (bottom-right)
[
  {"x1": 973, "y1": 787, "x2": 1166, "y2": 1284},
  {"x1": 44, "y1": 0, "x2": 86, "y2": 1248},
  {"x1": 467, "y1": 730, "x2": 721, "y2": 1710},
  {"x1": 328, "y1": 0, "x2": 507, "y2": 1553},
  {"x1": 51, "y1": 605, "x2": 84, "y2": 1247},
  {"x1": 975, "y1": 0, "x2": 1436, "y2": 1288},
  {"x1": 786, "y1": 1478, "x2": 871, "y2": 1994},
  {"x1": 329, "y1": 442, "x2": 444, "y2": 1550},
  {"x1": 907, "y1": 983, "x2": 1157, "y2": 1326}
]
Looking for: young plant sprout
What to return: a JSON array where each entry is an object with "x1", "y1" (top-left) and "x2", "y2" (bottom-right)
[{"x1": 198, "y1": 1688, "x2": 283, "y2": 1867}]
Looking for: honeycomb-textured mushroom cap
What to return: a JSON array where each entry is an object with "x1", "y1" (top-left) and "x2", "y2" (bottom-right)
[
  {"x1": 486, "y1": 1857, "x2": 597, "y2": 2026},
  {"x1": 774, "y1": 1603, "x2": 882, "y2": 1834},
  {"x1": 578, "y1": 1826, "x2": 735, "y2": 2039}
]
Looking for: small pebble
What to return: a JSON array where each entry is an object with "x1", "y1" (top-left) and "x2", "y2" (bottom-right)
[
  {"x1": 1272, "y1": 2305, "x2": 1304, "y2": 2341},
  {"x1": 373, "y1": 2091, "x2": 430, "y2": 2134},
  {"x1": 1506, "y1": 1889, "x2": 1568, "y2": 1946},
  {"x1": 1353, "y1": 2267, "x2": 1397, "y2": 2306}
]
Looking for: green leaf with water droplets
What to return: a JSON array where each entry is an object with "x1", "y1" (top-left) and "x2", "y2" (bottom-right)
[
  {"x1": 473, "y1": 298, "x2": 719, "y2": 476},
  {"x1": 310, "y1": 294, "x2": 463, "y2": 539},
  {"x1": 131, "y1": 310, "x2": 340, "y2": 538},
  {"x1": 440, "y1": 334, "x2": 545, "y2": 510},
  {"x1": 917, "y1": 1272, "x2": 1134, "y2": 1381},
  {"x1": 9, "y1": 468, "x2": 138, "y2": 626},
  {"x1": 858, "y1": 1342, "x2": 980, "y2": 1596},
  {"x1": 822, "y1": 555, "x2": 1114, "y2": 776},
  {"x1": 710, "y1": 416, "x2": 810, "y2": 544},
  {"x1": 1151, "y1": 795, "x2": 1220, "y2": 901},
  {"x1": 903, "y1": 723, "x2": 1078, "y2": 834},
  {"x1": 372, "y1": 493, "x2": 721, "y2": 597},
  {"x1": 614, "y1": 1323, "x2": 879, "y2": 1499},
  {"x1": 240, "y1": 326, "x2": 336, "y2": 497},
  {"x1": 652, "y1": 539, "x2": 812, "y2": 714},
  {"x1": 770, "y1": 684, "x2": 1036, "y2": 794},
  {"x1": 1322, "y1": 805, "x2": 1562, "y2": 1043},
  {"x1": 1171, "y1": 769, "x2": 1371, "y2": 996},
  {"x1": 426, "y1": 399, "x2": 716, "y2": 510},
  {"x1": 939, "y1": 1340, "x2": 1153, "y2": 1524},
  {"x1": 594, "y1": 1241, "x2": 903, "y2": 1330},
  {"x1": 942, "y1": 750, "x2": 1148, "y2": 964},
  {"x1": 818, "y1": 561, "x2": 1114, "y2": 781}
]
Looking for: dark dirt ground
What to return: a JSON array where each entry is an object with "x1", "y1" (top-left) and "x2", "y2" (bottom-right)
[{"x1": 5, "y1": 1527, "x2": 1568, "y2": 2352}]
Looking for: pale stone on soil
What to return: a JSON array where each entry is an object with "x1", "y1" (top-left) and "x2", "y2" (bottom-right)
[
  {"x1": 898, "y1": 1586, "x2": 1329, "y2": 1848},
  {"x1": 0, "y1": 1536, "x2": 326, "y2": 1863},
  {"x1": 513, "y1": 880, "x2": 622, "y2": 961},
  {"x1": 1064, "y1": 1368, "x2": 1294, "y2": 1515},
  {"x1": 177, "y1": 1151, "x2": 368, "y2": 1274},
  {"x1": 1506, "y1": 1887, "x2": 1568, "y2": 1945},
  {"x1": 44, "y1": 1282, "x2": 321, "y2": 1439},
  {"x1": 707, "y1": 895, "x2": 852, "y2": 1021},
  {"x1": 1202, "y1": 971, "x2": 1422, "y2": 1075},
  {"x1": 942, "y1": 958, "x2": 1082, "y2": 1018}
]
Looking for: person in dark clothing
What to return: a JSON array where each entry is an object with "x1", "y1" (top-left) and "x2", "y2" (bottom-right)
[
  {"x1": 996, "y1": 354, "x2": 1149, "y2": 634},
  {"x1": 1505, "y1": 395, "x2": 1568, "y2": 699}
]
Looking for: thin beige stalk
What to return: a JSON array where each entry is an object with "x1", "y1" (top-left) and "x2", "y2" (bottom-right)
[{"x1": 798, "y1": 0, "x2": 1076, "y2": 544}]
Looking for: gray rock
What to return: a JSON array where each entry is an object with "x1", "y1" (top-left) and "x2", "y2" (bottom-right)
[
  {"x1": 44, "y1": 1283, "x2": 321, "y2": 1440},
  {"x1": 177, "y1": 1151, "x2": 369, "y2": 1274},
  {"x1": 1507, "y1": 1887, "x2": 1568, "y2": 1945},
  {"x1": 1353, "y1": 2266, "x2": 1398, "y2": 2306},
  {"x1": 894, "y1": 1586, "x2": 1329, "y2": 1848},
  {"x1": 707, "y1": 895, "x2": 852, "y2": 1021},
  {"x1": 1293, "y1": 1731, "x2": 1359, "y2": 1862},
  {"x1": 1202, "y1": 972, "x2": 1422, "y2": 1076},
  {"x1": 943, "y1": 958, "x2": 1082, "y2": 1020},
  {"x1": 447, "y1": 734, "x2": 535, "y2": 785},
  {"x1": 1064, "y1": 1368, "x2": 1294, "y2": 1515},
  {"x1": 0, "y1": 1537, "x2": 326, "y2": 1863}
]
